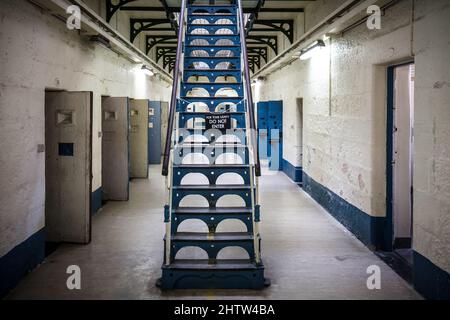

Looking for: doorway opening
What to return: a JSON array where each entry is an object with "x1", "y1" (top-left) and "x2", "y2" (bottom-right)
[
  {"x1": 44, "y1": 89, "x2": 93, "y2": 257},
  {"x1": 386, "y1": 62, "x2": 415, "y2": 268}
]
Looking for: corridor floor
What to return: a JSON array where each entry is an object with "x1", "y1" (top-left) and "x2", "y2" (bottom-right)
[{"x1": 6, "y1": 165, "x2": 421, "y2": 300}]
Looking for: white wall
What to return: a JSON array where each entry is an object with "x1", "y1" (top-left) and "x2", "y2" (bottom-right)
[
  {"x1": 257, "y1": 0, "x2": 413, "y2": 217},
  {"x1": 0, "y1": 0, "x2": 171, "y2": 257},
  {"x1": 413, "y1": 0, "x2": 450, "y2": 274},
  {"x1": 256, "y1": 0, "x2": 450, "y2": 275}
]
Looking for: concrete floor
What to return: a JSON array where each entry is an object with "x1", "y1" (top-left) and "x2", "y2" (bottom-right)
[{"x1": 6, "y1": 165, "x2": 421, "y2": 300}]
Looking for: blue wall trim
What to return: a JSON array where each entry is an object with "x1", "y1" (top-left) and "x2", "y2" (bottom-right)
[
  {"x1": 282, "y1": 159, "x2": 303, "y2": 184},
  {"x1": 0, "y1": 228, "x2": 45, "y2": 298},
  {"x1": 91, "y1": 187, "x2": 103, "y2": 216},
  {"x1": 303, "y1": 172, "x2": 386, "y2": 250},
  {"x1": 413, "y1": 251, "x2": 450, "y2": 300}
]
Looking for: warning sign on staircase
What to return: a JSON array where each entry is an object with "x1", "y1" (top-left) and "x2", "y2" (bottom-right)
[{"x1": 205, "y1": 114, "x2": 231, "y2": 130}]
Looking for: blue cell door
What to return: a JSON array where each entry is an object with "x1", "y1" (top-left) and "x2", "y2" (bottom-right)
[
  {"x1": 148, "y1": 101, "x2": 162, "y2": 164},
  {"x1": 257, "y1": 102, "x2": 269, "y2": 160},
  {"x1": 268, "y1": 101, "x2": 283, "y2": 171}
]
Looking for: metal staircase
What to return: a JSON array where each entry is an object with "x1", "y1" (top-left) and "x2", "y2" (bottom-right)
[{"x1": 157, "y1": 0, "x2": 268, "y2": 290}]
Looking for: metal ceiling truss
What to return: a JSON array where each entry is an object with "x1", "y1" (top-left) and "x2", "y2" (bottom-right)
[
  {"x1": 163, "y1": 55, "x2": 176, "y2": 73},
  {"x1": 156, "y1": 46, "x2": 177, "y2": 63},
  {"x1": 130, "y1": 18, "x2": 172, "y2": 43},
  {"x1": 245, "y1": 0, "x2": 265, "y2": 35},
  {"x1": 247, "y1": 46, "x2": 268, "y2": 63},
  {"x1": 247, "y1": 35, "x2": 278, "y2": 55},
  {"x1": 106, "y1": 0, "x2": 301, "y2": 72},
  {"x1": 106, "y1": 0, "x2": 304, "y2": 21},
  {"x1": 146, "y1": 35, "x2": 178, "y2": 54},
  {"x1": 159, "y1": 0, "x2": 179, "y2": 33},
  {"x1": 248, "y1": 55, "x2": 261, "y2": 73},
  {"x1": 251, "y1": 19, "x2": 294, "y2": 44},
  {"x1": 106, "y1": 0, "x2": 137, "y2": 23}
]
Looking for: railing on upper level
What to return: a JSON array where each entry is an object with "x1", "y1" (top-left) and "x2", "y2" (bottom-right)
[
  {"x1": 162, "y1": 0, "x2": 187, "y2": 177},
  {"x1": 237, "y1": 0, "x2": 261, "y2": 177}
]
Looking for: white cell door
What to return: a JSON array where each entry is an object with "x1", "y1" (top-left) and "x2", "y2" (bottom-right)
[
  {"x1": 102, "y1": 97, "x2": 130, "y2": 201},
  {"x1": 45, "y1": 91, "x2": 92, "y2": 244},
  {"x1": 393, "y1": 64, "x2": 414, "y2": 241},
  {"x1": 129, "y1": 99, "x2": 149, "y2": 178}
]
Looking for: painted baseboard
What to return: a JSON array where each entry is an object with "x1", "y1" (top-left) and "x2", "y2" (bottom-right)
[
  {"x1": 302, "y1": 172, "x2": 386, "y2": 250},
  {"x1": 413, "y1": 251, "x2": 450, "y2": 300},
  {"x1": 91, "y1": 187, "x2": 103, "y2": 216},
  {"x1": 282, "y1": 159, "x2": 303, "y2": 184},
  {"x1": 0, "y1": 228, "x2": 45, "y2": 298}
]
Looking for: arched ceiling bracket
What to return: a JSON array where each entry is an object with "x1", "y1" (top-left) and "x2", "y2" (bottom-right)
[
  {"x1": 247, "y1": 35, "x2": 278, "y2": 55},
  {"x1": 106, "y1": 0, "x2": 137, "y2": 23},
  {"x1": 252, "y1": 20, "x2": 294, "y2": 44},
  {"x1": 130, "y1": 18, "x2": 172, "y2": 43},
  {"x1": 247, "y1": 47, "x2": 268, "y2": 63},
  {"x1": 146, "y1": 35, "x2": 177, "y2": 54},
  {"x1": 156, "y1": 47, "x2": 177, "y2": 63}
]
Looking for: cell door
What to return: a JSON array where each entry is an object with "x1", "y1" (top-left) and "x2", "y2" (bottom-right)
[
  {"x1": 129, "y1": 99, "x2": 149, "y2": 178},
  {"x1": 148, "y1": 101, "x2": 162, "y2": 165},
  {"x1": 160, "y1": 102, "x2": 169, "y2": 161},
  {"x1": 45, "y1": 91, "x2": 92, "y2": 244},
  {"x1": 102, "y1": 97, "x2": 130, "y2": 201},
  {"x1": 268, "y1": 101, "x2": 283, "y2": 171},
  {"x1": 257, "y1": 102, "x2": 269, "y2": 160}
]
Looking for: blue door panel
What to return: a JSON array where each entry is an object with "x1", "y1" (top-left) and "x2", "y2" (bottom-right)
[
  {"x1": 268, "y1": 101, "x2": 283, "y2": 171},
  {"x1": 257, "y1": 102, "x2": 269, "y2": 160},
  {"x1": 148, "y1": 101, "x2": 162, "y2": 164}
]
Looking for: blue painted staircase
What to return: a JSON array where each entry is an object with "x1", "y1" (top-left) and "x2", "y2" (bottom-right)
[{"x1": 158, "y1": 0, "x2": 268, "y2": 290}]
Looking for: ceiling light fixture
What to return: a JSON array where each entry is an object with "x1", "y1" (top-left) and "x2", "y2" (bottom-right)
[
  {"x1": 299, "y1": 40, "x2": 326, "y2": 61},
  {"x1": 141, "y1": 65, "x2": 155, "y2": 77}
]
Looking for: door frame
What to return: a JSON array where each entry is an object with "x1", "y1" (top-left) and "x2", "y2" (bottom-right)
[{"x1": 385, "y1": 61, "x2": 414, "y2": 252}]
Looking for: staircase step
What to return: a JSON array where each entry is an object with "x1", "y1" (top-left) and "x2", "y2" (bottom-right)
[
  {"x1": 168, "y1": 232, "x2": 255, "y2": 262},
  {"x1": 186, "y1": 34, "x2": 239, "y2": 45},
  {"x1": 188, "y1": 26, "x2": 238, "y2": 35},
  {"x1": 172, "y1": 232, "x2": 253, "y2": 242},
  {"x1": 188, "y1": 14, "x2": 235, "y2": 19},
  {"x1": 172, "y1": 184, "x2": 253, "y2": 207},
  {"x1": 167, "y1": 259, "x2": 258, "y2": 270},
  {"x1": 171, "y1": 207, "x2": 253, "y2": 234},
  {"x1": 185, "y1": 56, "x2": 240, "y2": 61},
  {"x1": 188, "y1": 5, "x2": 237, "y2": 16},
  {"x1": 180, "y1": 96, "x2": 243, "y2": 101},
  {"x1": 184, "y1": 56, "x2": 240, "y2": 70},
  {"x1": 182, "y1": 82, "x2": 243, "y2": 86},
  {"x1": 184, "y1": 69, "x2": 241, "y2": 82},
  {"x1": 179, "y1": 111, "x2": 245, "y2": 116},
  {"x1": 173, "y1": 185, "x2": 251, "y2": 191},
  {"x1": 186, "y1": 45, "x2": 240, "y2": 49},
  {"x1": 174, "y1": 164, "x2": 249, "y2": 169},
  {"x1": 177, "y1": 128, "x2": 246, "y2": 144},
  {"x1": 175, "y1": 141, "x2": 247, "y2": 147},
  {"x1": 174, "y1": 206, "x2": 252, "y2": 215},
  {"x1": 159, "y1": 259, "x2": 266, "y2": 289}
]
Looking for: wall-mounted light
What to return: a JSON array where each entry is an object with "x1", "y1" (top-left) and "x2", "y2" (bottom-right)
[
  {"x1": 251, "y1": 76, "x2": 266, "y2": 87},
  {"x1": 141, "y1": 65, "x2": 155, "y2": 77},
  {"x1": 299, "y1": 40, "x2": 326, "y2": 61}
]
